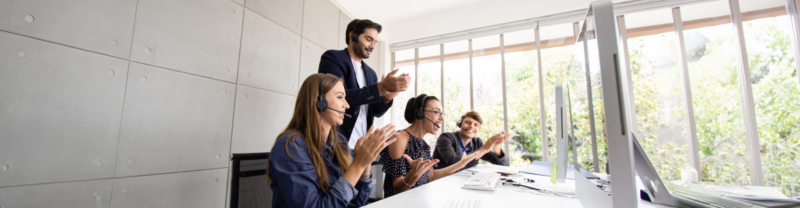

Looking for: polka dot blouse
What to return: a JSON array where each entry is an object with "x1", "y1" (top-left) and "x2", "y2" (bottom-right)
[{"x1": 380, "y1": 129, "x2": 436, "y2": 198}]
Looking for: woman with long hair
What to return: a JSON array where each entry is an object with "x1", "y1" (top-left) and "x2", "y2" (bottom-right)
[
  {"x1": 267, "y1": 73, "x2": 396, "y2": 208},
  {"x1": 379, "y1": 94, "x2": 488, "y2": 197}
]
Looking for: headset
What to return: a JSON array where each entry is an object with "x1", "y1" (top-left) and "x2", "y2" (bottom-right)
[
  {"x1": 414, "y1": 94, "x2": 440, "y2": 128},
  {"x1": 414, "y1": 94, "x2": 428, "y2": 120},
  {"x1": 455, "y1": 114, "x2": 467, "y2": 129},
  {"x1": 316, "y1": 74, "x2": 352, "y2": 118},
  {"x1": 349, "y1": 19, "x2": 372, "y2": 53},
  {"x1": 316, "y1": 74, "x2": 329, "y2": 113},
  {"x1": 350, "y1": 19, "x2": 362, "y2": 43}
]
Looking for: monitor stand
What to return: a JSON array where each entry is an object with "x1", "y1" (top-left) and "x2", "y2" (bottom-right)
[{"x1": 576, "y1": 168, "x2": 613, "y2": 208}]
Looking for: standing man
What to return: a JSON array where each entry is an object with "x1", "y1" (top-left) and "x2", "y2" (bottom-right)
[{"x1": 319, "y1": 19, "x2": 411, "y2": 149}]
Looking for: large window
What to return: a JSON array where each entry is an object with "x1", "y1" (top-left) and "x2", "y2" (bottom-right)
[
  {"x1": 566, "y1": 27, "x2": 594, "y2": 171},
  {"x1": 539, "y1": 23, "x2": 598, "y2": 167},
  {"x1": 741, "y1": 0, "x2": 800, "y2": 195},
  {"x1": 418, "y1": 44, "x2": 442, "y2": 145},
  {"x1": 624, "y1": 8, "x2": 690, "y2": 182},
  {"x1": 682, "y1": 0, "x2": 750, "y2": 186},
  {"x1": 472, "y1": 35, "x2": 505, "y2": 146},
  {"x1": 390, "y1": 0, "x2": 799, "y2": 196},
  {"x1": 504, "y1": 29, "x2": 542, "y2": 167},
  {"x1": 443, "y1": 41, "x2": 471, "y2": 133},
  {"x1": 391, "y1": 49, "x2": 416, "y2": 130}
]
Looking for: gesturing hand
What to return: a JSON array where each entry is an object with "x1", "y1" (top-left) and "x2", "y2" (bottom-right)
[
  {"x1": 485, "y1": 131, "x2": 513, "y2": 149},
  {"x1": 403, "y1": 154, "x2": 439, "y2": 184},
  {"x1": 455, "y1": 150, "x2": 488, "y2": 168},
  {"x1": 353, "y1": 124, "x2": 397, "y2": 168},
  {"x1": 379, "y1": 69, "x2": 411, "y2": 93}
]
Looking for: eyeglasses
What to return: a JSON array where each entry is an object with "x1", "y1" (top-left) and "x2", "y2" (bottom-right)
[{"x1": 424, "y1": 110, "x2": 445, "y2": 117}]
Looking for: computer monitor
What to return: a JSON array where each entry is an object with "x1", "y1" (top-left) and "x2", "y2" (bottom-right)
[
  {"x1": 555, "y1": 83, "x2": 583, "y2": 183},
  {"x1": 573, "y1": 1, "x2": 638, "y2": 207},
  {"x1": 555, "y1": 84, "x2": 568, "y2": 183},
  {"x1": 565, "y1": 84, "x2": 579, "y2": 169}
]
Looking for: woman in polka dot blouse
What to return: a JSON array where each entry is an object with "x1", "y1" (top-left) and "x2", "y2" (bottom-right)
[{"x1": 379, "y1": 94, "x2": 488, "y2": 198}]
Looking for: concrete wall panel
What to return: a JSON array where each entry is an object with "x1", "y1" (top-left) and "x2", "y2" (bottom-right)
[
  {"x1": 115, "y1": 63, "x2": 235, "y2": 177},
  {"x1": 0, "y1": 32, "x2": 127, "y2": 187}
]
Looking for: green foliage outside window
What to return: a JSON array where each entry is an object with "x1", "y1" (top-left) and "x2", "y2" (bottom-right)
[{"x1": 411, "y1": 16, "x2": 798, "y2": 196}]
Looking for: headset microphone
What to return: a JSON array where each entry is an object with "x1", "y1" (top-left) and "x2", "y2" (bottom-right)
[
  {"x1": 364, "y1": 43, "x2": 372, "y2": 52},
  {"x1": 356, "y1": 39, "x2": 372, "y2": 53},
  {"x1": 425, "y1": 117, "x2": 440, "y2": 128},
  {"x1": 415, "y1": 94, "x2": 440, "y2": 129},
  {"x1": 327, "y1": 107, "x2": 352, "y2": 118},
  {"x1": 317, "y1": 74, "x2": 352, "y2": 118}
]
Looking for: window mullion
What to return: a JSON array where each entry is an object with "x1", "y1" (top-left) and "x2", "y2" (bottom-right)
[
  {"x1": 728, "y1": 0, "x2": 764, "y2": 186},
  {"x1": 535, "y1": 24, "x2": 549, "y2": 163},
  {"x1": 672, "y1": 7, "x2": 703, "y2": 182}
]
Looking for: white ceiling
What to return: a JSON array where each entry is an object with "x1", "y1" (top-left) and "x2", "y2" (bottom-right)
[
  {"x1": 331, "y1": 0, "x2": 492, "y2": 24},
  {"x1": 333, "y1": 0, "x2": 788, "y2": 44},
  {"x1": 333, "y1": 0, "x2": 636, "y2": 42}
]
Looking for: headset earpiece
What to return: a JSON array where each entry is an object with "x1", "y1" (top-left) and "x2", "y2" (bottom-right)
[
  {"x1": 316, "y1": 74, "x2": 328, "y2": 113},
  {"x1": 415, "y1": 94, "x2": 427, "y2": 120},
  {"x1": 350, "y1": 19, "x2": 361, "y2": 43},
  {"x1": 456, "y1": 115, "x2": 466, "y2": 129},
  {"x1": 350, "y1": 31, "x2": 359, "y2": 43}
]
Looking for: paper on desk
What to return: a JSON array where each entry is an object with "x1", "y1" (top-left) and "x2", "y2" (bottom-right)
[
  {"x1": 671, "y1": 181, "x2": 799, "y2": 207},
  {"x1": 539, "y1": 175, "x2": 577, "y2": 194},
  {"x1": 691, "y1": 184, "x2": 790, "y2": 199},
  {"x1": 726, "y1": 196, "x2": 800, "y2": 203},
  {"x1": 719, "y1": 186, "x2": 788, "y2": 198}
]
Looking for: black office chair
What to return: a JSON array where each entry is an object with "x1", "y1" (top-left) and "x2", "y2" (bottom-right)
[{"x1": 230, "y1": 152, "x2": 271, "y2": 208}]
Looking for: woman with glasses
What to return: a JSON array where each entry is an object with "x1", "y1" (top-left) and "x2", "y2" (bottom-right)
[
  {"x1": 379, "y1": 94, "x2": 488, "y2": 198},
  {"x1": 432, "y1": 111, "x2": 511, "y2": 171}
]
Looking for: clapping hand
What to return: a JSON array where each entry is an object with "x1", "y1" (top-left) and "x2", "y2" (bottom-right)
[
  {"x1": 456, "y1": 150, "x2": 488, "y2": 167},
  {"x1": 485, "y1": 131, "x2": 513, "y2": 150},
  {"x1": 379, "y1": 69, "x2": 411, "y2": 103},
  {"x1": 402, "y1": 154, "x2": 439, "y2": 185},
  {"x1": 380, "y1": 69, "x2": 411, "y2": 92},
  {"x1": 353, "y1": 124, "x2": 397, "y2": 168}
]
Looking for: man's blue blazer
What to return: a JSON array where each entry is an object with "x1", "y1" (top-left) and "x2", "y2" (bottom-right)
[{"x1": 318, "y1": 48, "x2": 393, "y2": 139}]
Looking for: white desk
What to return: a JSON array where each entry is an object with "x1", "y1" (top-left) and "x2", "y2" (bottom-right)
[{"x1": 364, "y1": 165, "x2": 673, "y2": 208}]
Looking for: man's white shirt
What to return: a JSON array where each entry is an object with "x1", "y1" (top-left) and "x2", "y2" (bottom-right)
[{"x1": 348, "y1": 59, "x2": 369, "y2": 149}]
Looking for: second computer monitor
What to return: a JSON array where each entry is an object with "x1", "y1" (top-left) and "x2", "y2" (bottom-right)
[
  {"x1": 555, "y1": 84, "x2": 568, "y2": 183},
  {"x1": 575, "y1": 0, "x2": 637, "y2": 207}
]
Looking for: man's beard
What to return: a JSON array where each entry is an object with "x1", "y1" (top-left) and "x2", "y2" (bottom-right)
[{"x1": 355, "y1": 42, "x2": 370, "y2": 59}]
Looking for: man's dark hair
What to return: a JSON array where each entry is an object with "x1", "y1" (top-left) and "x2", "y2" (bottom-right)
[{"x1": 345, "y1": 19, "x2": 382, "y2": 45}]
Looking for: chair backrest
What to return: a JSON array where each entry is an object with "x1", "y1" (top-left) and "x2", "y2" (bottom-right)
[{"x1": 230, "y1": 152, "x2": 271, "y2": 208}]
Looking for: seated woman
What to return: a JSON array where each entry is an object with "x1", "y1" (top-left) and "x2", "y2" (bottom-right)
[
  {"x1": 432, "y1": 111, "x2": 512, "y2": 170},
  {"x1": 267, "y1": 73, "x2": 397, "y2": 208},
  {"x1": 379, "y1": 94, "x2": 488, "y2": 198}
]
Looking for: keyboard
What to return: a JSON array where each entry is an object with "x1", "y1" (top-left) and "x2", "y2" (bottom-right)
[
  {"x1": 443, "y1": 199, "x2": 481, "y2": 208},
  {"x1": 461, "y1": 172, "x2": 501, "y2": 191}
]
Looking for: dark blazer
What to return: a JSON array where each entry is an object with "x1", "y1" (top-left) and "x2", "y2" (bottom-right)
[
  {"x1": 318, "y1": 48, "x2": 393, "y2": 139},
  {"x1": 432, "y1": 131, "x2": 510, "y2": 170}
]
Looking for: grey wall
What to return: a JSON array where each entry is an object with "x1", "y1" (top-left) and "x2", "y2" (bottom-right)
[{"x1": 0, "y1": 0, "x2": 382, "y2": 207}]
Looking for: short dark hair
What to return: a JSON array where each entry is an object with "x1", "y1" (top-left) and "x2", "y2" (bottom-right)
[
  {"x1": 345, "y1": 19, "x2": 382, "y2": 45},
  {"x1": 404, "y1": 94, "x2": 440, "y2": 123}
]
